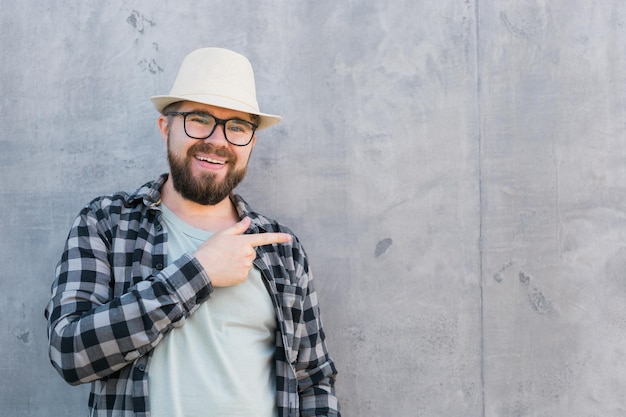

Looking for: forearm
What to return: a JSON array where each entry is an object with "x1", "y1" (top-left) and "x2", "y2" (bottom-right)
[
  {"x1": 295, "y1": 289, "x2": 340, "y2": 416},
  {"x1": 46, "y1": 254, "x2": 211, "y2": 385}
]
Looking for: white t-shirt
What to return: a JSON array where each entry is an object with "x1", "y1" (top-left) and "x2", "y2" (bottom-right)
[{"x1": 148, "y1": 204, "x2": 277, "y2": 417}]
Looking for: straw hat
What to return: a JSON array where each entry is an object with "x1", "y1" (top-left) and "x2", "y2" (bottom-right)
[{"x1": 150, "y1": 47, "x2": 281, "y2": 130}]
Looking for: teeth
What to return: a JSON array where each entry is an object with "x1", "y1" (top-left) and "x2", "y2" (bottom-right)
[{"x1": 196, "y1": 156, "x2": 225, "y2": 165}]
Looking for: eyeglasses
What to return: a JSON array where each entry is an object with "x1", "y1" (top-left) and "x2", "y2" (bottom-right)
[{"x1": 165, "y1": 111, "x2": 258, "y2": 146}]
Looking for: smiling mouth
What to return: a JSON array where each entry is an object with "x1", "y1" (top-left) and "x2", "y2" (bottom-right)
[{"x1": 195, "y1": 155, "x2": 226, "y2": 165}]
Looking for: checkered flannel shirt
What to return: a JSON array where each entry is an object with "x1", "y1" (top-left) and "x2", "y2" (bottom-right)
[{"x1": 45, "y1": 174, "x2": 340, "y2": 417}]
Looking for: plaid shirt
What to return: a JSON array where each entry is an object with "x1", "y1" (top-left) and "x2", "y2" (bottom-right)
[{"x1": 45, "y1": 174, "x2": 340, "y2": 417}]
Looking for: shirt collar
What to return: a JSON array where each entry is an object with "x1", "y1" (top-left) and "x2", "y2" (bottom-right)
[
  {"x1": 125, "y1": 173, "x2": 168, "y2": 208},
  {"x1": 230, "y1": 193, "x2": 270, "y2": 234}
]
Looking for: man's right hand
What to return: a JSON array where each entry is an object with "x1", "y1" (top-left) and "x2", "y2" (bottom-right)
[{"x1": 193, "y1": 216, "x2": 292, "y2": 287}]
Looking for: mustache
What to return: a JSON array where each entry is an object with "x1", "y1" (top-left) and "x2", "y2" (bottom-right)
[{"x1": 186, "y1": 141, "x2": 236, "y2": 160}]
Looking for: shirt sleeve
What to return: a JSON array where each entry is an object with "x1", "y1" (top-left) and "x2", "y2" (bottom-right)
[
  {"x1": 44, "y1": 203, "x2": 212, "y2": 385},
  {"x1": 292, "y1": 245, "x2": 341, "y2": 417}
]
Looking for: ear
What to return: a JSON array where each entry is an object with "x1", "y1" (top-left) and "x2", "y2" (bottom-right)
[{"x1": 157, "y1": 114, "x2": 170, "y2": 143}]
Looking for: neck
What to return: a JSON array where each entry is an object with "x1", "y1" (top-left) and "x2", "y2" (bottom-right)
[{"x1": 160, "y1": 177, "x2": 239, "y2": 232}]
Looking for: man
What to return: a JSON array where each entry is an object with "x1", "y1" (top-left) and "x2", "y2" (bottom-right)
[{"x1": 45, "y1": 47, "x2": 340, "y2": 417}]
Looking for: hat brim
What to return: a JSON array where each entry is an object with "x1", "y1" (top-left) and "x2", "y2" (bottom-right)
[{"x1": 150, "y1": 94, "x2": 282, "y2": 131}]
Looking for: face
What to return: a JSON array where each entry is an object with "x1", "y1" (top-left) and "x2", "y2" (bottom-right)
[{"x1": 159, "y1": 102, "x2": 257, "y2": 206}]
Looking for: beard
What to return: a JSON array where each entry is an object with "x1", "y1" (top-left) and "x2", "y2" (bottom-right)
[{"x1": 167, "y1": 139, "x2": 248, "y2": 206}]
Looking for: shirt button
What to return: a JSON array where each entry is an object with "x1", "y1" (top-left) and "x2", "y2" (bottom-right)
[
  {"x1": 156, "y1": 224, "x2": 163, "y2": 231},
  {"x1": 155, "y1": 263, "x2": 163, "y2": 270},
  {"x1": 137, "y1": 364, "x2": 145, "y2": 372}
]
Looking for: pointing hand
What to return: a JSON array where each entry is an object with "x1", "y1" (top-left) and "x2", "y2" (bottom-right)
[{"x1": 194, "y1": 217, "x2": 291, "y2": 287}]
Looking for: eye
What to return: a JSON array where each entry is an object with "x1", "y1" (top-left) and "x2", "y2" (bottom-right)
[
  {"x1": 227, "y1": 120, "x2": 253, "y2": 133},
  {"x1": 187, "y1": 113, "x2": 213, "y2": 125}
]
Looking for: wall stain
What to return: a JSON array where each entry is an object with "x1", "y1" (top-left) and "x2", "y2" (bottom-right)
[
  {"x1": 16, "y1": 330, "x2": 30, "y2": 344},
  {"x1": 346, "y1": 326, "x2": 365, "y2": 342},
  {"x1": 126, "y1": 11, "x2": 161, "y2": 74},
  {"x1": 126, "y1": 10, "x2": 155, "y2": 34},
  {"x1": 500, "y1": 11, "x2": 539, "y2": 39},
  {"x1": 527, "y1": 287, "x2": 558, "y2": 317},
  {"x1": 374, "y1": 238, "x2": 392, "y2": 258},
  {"x1": 138, "y1": 58, "x2": 163, "y2": 74},
  {"x1": 519, "y1": 272, "x2": 558, "y2": 317},
  {"x1": 519, "y1": 271, "x2": 531, "y2": 286},
  {"x1": 493, "y1": 260, "x2": 514, "y2": 283}
]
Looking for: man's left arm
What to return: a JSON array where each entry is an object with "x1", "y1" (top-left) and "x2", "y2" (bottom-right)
[{"x1": 295, "y1": 267, "x2": 341, "y2": 417}]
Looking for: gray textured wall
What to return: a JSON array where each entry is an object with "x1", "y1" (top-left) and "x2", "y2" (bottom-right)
[{"x1": 1, "y1": 1, "x2": 625, "y2": 416}]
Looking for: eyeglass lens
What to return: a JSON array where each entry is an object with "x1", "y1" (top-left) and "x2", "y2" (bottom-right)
[{"x1": 184, "y1": 113, "x2": 254, "y2": 145}]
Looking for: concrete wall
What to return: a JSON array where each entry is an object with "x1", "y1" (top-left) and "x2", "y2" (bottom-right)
[{"x1": 1, "y1": 1, "x2": 624, "y2": 416}]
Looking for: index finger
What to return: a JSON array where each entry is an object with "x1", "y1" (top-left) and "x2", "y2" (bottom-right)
[{"x1": 244, "y1": 232, "x2": 292, "y2": 247}]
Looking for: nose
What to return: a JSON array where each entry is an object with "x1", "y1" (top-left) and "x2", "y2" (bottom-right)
[{"x1": 204, "y1": 121, "x2": 229, "y2": 145}]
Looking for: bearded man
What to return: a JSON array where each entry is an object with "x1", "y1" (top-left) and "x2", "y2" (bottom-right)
[{"x1": 45, "y1": 47, "x2": 340, "y2": 417}]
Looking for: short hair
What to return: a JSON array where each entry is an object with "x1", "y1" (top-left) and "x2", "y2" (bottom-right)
[{"x1": 162, "y1": 101, "x2": 183, "y2": 115}]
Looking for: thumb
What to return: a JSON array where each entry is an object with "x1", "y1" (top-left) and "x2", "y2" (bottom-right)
[{"x1": 220, "y1": 216, "x2": 251, "y2": 236}]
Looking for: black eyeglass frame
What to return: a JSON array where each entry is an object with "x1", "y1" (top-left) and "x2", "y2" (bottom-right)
[{"x1": 165, "y1": 111, "x2": 258, "y2": 146}]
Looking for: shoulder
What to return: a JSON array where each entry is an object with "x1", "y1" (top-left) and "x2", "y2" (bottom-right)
[
  {"x1": 81, "y1": 175, "x2": 166, "y2": 212},
  {"x1": 77, "y1": 175, "x2": 166, "y2": 224}
]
